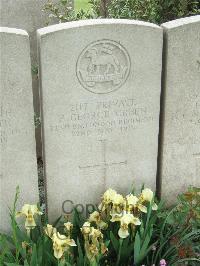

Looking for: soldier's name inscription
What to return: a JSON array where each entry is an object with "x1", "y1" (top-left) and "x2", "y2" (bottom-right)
[{"x1": 49, "y1": 97, "x2": 155, "y2": 137}]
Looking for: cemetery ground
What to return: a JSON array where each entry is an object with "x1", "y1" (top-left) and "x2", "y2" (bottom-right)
[{"x1": 1, "y1": 186, "x2": 200, "y2": 265}]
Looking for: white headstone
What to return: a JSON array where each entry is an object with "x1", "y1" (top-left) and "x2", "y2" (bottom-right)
[
  {"x1": 0, "y1": 0, "x2": 74, "y2": 157},
  {"x1": 0, "y1": 27, "x2": 38, "y2": 233},
  {"x1": 0, "y1": 0, "x2": 50, "y2": 157},
  {"x1": 37, "y1": 19, "x2": 163, "y2": 221},
  {"x1": 160, "y1": 15, "x2": 200, "y2": 203}
]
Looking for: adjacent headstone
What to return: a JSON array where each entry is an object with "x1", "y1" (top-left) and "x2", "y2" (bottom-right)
[
  {"x1": 0, "y1": 0, "x2": 74, "y2": 157},
  {"x1": 0, "y1": 27, "x2": 38, "y2": 233},
  {"x1": 0, "y1": 0, "x2": 50, "y2": 157},
  {"x1": 37, "y1": 19, "x2": 163, "y2": 221},
  {"x1": 160, "y1": 16, "x2": 200, "y2": 203}
]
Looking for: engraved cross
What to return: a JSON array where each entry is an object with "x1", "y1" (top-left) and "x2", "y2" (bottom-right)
[{"x1": 79, "y1": 139, "x2": 127, "y2": 185}]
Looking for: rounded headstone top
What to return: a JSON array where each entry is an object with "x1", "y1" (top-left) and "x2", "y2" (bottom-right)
[
  {"x1": 0, "y1": 26, "x2": 28, "y2": 36},
  {"x1": 37, "y1": 19, "x2": 161, "y2": 36},
  {"x1": 161, "y1": 15, "x2": 200, "y2": 29}
]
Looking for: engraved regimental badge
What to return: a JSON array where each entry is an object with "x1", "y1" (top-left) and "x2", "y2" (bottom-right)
[{"x1": 76, "y1": 40, "x2": 131, "y2": 94}]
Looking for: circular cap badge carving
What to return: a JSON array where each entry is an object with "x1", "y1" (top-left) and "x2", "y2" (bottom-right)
[{"x1": 76, "y1": 40, "x2": 130, "y2": 94}]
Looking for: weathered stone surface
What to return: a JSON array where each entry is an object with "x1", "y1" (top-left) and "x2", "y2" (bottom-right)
[
  {"x1": 160, "y1": 16, "x2": 200, "y2": 203},
  {"x1": 37, "y1": 19, "x2": 163, "y2": 221},
  {"x1": 0, "y1": 0, "x2": 73, "y2": 156},
  {"x1": 0, "y1": 0, "x2": 49, "y2": 156},
  {"x1": 0, "y1": 27, "x2": 38, "y2": 233}
]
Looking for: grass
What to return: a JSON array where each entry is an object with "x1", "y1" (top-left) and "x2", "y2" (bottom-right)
[{"x1": 75, "y1": 0, "x2": 91, "y2": 11}]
